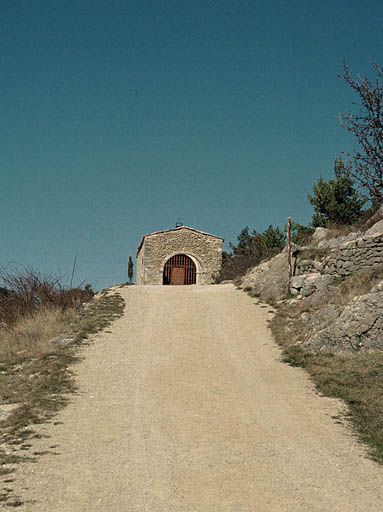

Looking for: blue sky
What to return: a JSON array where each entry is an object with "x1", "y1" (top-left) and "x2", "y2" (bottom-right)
[{"x1": 1, "y1": 0, "x2": 382, "y2": 289}]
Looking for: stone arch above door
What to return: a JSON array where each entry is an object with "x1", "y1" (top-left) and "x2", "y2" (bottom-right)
[
  {"x1": 163, "y1": 254, "x2": 196, "y2": 285},
  {"x1": 160, "y1": 252, "x2": 205, "y2": 285}
]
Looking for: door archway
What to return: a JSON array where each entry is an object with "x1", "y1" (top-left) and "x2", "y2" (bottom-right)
[{"x1": 163, "y1": 254, "x2": 196, "y2": 285}]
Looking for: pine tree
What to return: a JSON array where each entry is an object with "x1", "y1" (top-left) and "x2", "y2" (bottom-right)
[{"x1": 308, "y1": 158, "x2": 365, "y2": 227}]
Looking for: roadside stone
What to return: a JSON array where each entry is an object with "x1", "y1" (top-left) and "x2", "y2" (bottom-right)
[
  {"x1": 295, "y1": 258, "x2": 322, "y2": 275},
  {"x1": 303, "y1": 290, "x2": 383, "y2": 353},
  {"x1": 51, "y1": 334, "x2": 73, "y2": 345},
  {"x1": 365, "y1": 219, "x2": 383, "y2": 236},
  {"x1": 371, "y1": 280, "x2": 383, "y2": 293},
  {"x1": 302, "y1": 273, "x2": 333, "y2": 297},
  {"x1": 318, "y1": 231, "x2": 361, "y2": 250},
  {"x1": 241, "y1": 250, "x2": 288, "y2": 301},
  {"x1": 312, "y1": 227, "x2": 329, "y2": 243},
  {"x1": 291, "y1": 275, "x2": 305, "y2": 290},
  {"x1": 290, "y1": 273, "x2": 333, "y2": 304}
]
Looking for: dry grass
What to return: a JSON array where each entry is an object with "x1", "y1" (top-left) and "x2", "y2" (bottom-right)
[
  {"x1": 320, "y1": 224, "x2": 354, "y2": 241},
  {"x1": 280, "y1": 346, "x2": 383, "y2": 464},
  {"x1": 0, "y1": 307, "x2": 71, "y2": 362},
  {"x1": 295, "y1": 247, "x2": 331, "y2": 262},
  {"x1": 335, "y1": 266, "x2": 383, "y2": 304},
  {"x1": 268, "y1": 266, "x2": 383, "y2": 464},
  {"x1": 0, "y1": 291, "x2": 125, "y2": 507}
]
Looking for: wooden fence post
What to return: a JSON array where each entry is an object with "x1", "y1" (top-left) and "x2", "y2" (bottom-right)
[{"x1": 287, "y1": 217, "x2": 292, "y2": 295}]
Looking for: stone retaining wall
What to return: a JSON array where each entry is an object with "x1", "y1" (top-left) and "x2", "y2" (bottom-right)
[{"x1": 322, "y1": 232, "x2": 383, "y2": 277}]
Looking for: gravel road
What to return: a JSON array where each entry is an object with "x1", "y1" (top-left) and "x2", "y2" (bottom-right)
[{"x1": 11, "y1": 284, "x2": 383, "y2": 510}]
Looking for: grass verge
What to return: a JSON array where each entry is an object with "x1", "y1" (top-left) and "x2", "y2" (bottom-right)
[
  {"x1": 0, "y1": 290, "x2": 125, "y2": 507},
  {"x1": 270, "y1": 304, "x2": 383, "y2": 465}
]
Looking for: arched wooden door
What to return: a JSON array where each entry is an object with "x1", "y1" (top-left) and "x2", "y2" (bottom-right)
[{"x1": 163, "y1": 254, "x2": 196, "y2": 285}]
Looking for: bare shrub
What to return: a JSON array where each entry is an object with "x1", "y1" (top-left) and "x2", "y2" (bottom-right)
[
  {"x1": 339, "y1": 62, "x2": 383, "y2": 204},
  {"x1": 0, "y1": 266, "x2": 93, "y2": 326}
]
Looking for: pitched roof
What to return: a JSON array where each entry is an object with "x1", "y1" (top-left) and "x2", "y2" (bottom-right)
[{"x1": 136, "y1": 226, "x2": 224, "y2": 255}]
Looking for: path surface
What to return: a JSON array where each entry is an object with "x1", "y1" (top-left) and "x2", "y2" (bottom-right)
[{"x1": 11, "y1": 285, "x2": 383, "y2": 511}]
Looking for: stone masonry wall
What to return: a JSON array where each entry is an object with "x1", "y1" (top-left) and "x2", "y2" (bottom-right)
[
  {"x1": 322, "y1": 232, "x2": 383, "y2": 277},
  {"x1": 137, "y1": 227, "x2": 223, "y2": 285},
  {"x1": 136, "y1": 243, "x2": 144, "y2": 285}
]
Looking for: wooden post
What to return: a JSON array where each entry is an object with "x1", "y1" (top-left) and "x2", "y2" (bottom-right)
[
  {"x1": 69, "y1": 253, "x2": 78, "y2": 290},
  {"x1": 287, "y1": 217, "x2": 292, "y2": 296}
]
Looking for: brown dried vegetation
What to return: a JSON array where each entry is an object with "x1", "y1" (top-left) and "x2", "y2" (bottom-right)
[{"x1": 0, "y1": 266, "x2": 124, "y2": 506}]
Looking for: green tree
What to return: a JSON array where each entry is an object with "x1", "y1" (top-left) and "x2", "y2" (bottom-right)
[
  {"x1": 230, "y1": 225, "x2": 285, "y2": 258},
  {"x1": 217, "y1": 225, "x2": 286, "y2": 282},
  {"x1": 128, "y1": 256, "x2": 134, "y2": 283},
  {"x1": 261, "y1": 225, "x2": 286, "y2": 252},
  {"x1": 308, "y1": 158, "x2": 365, "y2": 227},
  {"x1": 230, "y1": 226, "x2": 251, "y2": 255}
]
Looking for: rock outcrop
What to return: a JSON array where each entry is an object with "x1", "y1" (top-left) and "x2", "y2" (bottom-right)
[
  {"x1": 365, "y1": 219, "x2": 383, "y2": 236},
  {"x1": 303, "y1": 284, "x2": 383, "y2": 353},
  {"x1": 317, "y1": 231, "x2": 361, "y2": 249},
  {"x1": 242, "y1": 218, "x2": 383, "y2": 353},
  {"x1": 241, "y1": 250, "x2": 289, "y2": 301},
  {"x1": 290, "y1": 273, "x2": 333, "y2": 304}
]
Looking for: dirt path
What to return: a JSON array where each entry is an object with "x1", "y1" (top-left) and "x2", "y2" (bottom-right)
[{"x1": 10, "y1": 284, "x2": 383, "y2": 510}]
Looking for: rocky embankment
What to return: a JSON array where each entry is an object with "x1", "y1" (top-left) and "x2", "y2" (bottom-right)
[{"x1": 242, "y1": 215, "x2": 383, "y2": 353}]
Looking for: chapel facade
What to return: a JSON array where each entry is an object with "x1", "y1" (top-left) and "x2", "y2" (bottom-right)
[{"x1": 136, "y1": 226, "x2": 223, "y2": 285}]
